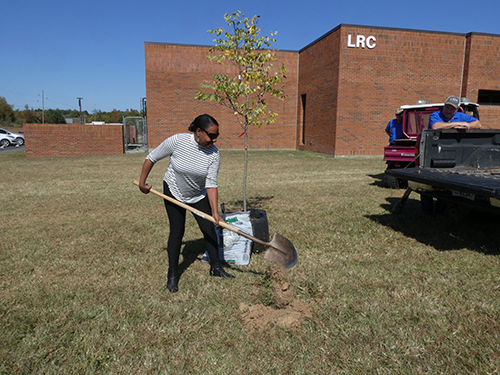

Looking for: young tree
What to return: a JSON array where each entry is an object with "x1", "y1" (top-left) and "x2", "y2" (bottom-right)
[{"x1": 196, "y1": 9, "x2": 287, "y2": 211}]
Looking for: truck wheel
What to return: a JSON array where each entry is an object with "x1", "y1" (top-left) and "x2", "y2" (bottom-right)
[
  {"x1": 398, "y1": 179, "x2": 408, "y2": 189},
  {"x1": 383, "y1": 174, "x2": 400, "y2": 189}
]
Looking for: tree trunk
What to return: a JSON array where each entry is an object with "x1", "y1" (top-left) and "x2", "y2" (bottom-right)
[{"x1": 243, "y1": 122, "x2": 248, "y2": 212}]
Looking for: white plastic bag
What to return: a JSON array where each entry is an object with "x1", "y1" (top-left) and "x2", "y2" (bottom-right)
[{"x1": 201, "y1": 211, "x2": 252, "y2": 266}]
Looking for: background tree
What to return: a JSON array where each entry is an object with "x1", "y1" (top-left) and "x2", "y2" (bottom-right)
[
  {"x1": 44, "y1": 109, "x2": 66, "y2": 124},
  {"x1": 92, "y1": 109, "x2": 105, "y2": 123},
  {"x1": 196, "y1": 9, "x2": 287, "y2": 211},
  {"x1": 110, "y1": 109, "x2": 121, "y2": 123},
  {"x1": 0, "y1": 97, "x2": 15, "y2": 125},
  {"x1": 20, "y1": 105, "x2": 37, "y2": 124},
  {"x1": 126, "y1": 109, "x2": 141, "y2": 117},
  {"x1": 1, "y1": 95, "x2": 141, "y2": 125},
  {"x1": 66, "y1": 109, "x2": 81, "y2": 118}
]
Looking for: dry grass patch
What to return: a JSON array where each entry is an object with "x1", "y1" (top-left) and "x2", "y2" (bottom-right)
[{"x1": 1, "y1": 150, "x2": 499, "y2": 374}]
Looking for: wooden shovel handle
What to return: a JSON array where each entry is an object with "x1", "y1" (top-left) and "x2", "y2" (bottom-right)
[
  {"x1": 133, "y1": 181, "x2": 299, "y2": 268},
  {"x1": 133, "y1": 180, "x2": 250, "y2": 236}
]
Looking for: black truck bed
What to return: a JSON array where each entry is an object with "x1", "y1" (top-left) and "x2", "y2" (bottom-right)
[{"x1": 386, "y1": 129, "x2": 500, "y2": 214}]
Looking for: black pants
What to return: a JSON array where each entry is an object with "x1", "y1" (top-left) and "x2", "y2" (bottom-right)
[{"x1": 163, "y1": 181, "x2": 219, "y2": 271}]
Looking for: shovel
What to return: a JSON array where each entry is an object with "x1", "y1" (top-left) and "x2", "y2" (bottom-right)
[{"x1": 133, "y1": 180, "x2": 298, "y2": 269}]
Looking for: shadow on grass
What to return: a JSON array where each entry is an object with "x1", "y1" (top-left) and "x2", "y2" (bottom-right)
[
  {"x1": 367, "y1": 196, "x2": 500, "y2": 255},
  {"x1": 167, "y1": 239, "x2": 265, "y2": 278},
  {"x1": 368, "y1": 172, "x2": 409, "y2": 189},
  {"x1": 221, "y1": 195, "x2": 274, "y2": 212},
  {"x1": 178, "y1": 239, "x2": 207, "y2": 276},
  {"x1": 368, "y1": 173, "x2": 388, "y2": 188}
]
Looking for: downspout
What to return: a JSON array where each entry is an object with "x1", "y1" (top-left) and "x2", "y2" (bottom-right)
[
  {"x1": 460, "y1": 36, "x2": 466, "y2": 98},
  {"x1": 460, "y1": 33, "x2": 472, "y2": 99}
]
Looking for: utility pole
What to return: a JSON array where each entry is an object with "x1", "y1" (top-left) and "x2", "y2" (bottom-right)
[
  {"x1": 141, "y1": 97, "x2": 147, "y2": 118},
  {"x1": 77, "y1": 97, "x2": 83, "y2": 124}
]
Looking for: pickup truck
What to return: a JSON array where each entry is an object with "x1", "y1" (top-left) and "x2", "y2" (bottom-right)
[
  {"x1": 383, "y1": 100, "x2": 480, "y2": 188},
  {"x1": 386, "y1": 129, "x2": 500, "y2": 215}
]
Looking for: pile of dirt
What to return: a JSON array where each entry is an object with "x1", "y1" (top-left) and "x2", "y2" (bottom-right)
[{"x1": 239, "y1": 264, "x2": 313, "y2": 331}]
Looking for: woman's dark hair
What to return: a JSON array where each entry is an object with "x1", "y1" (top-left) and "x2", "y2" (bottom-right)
[{"x1": 188, "y1": 114, "x2": 219, "y2": 132}]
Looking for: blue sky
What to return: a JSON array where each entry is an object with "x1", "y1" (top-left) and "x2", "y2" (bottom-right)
[{"x1": 1, "y1": 0, "x2": 499, "y2": 112}]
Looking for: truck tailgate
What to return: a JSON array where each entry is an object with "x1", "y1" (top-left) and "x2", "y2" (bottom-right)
[{"x1": 387, "y1": 168, "x2": 500, "y2": 199}]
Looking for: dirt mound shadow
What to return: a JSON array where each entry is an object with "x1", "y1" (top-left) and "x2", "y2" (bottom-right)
[{"x1": 239, "y1": 264, "x2": 313, "y2": 331}]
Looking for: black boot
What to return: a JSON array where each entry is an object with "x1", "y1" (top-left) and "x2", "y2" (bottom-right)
[
  {"x1": 166, "y1": 269, "x2": 179, "y2": 293},
  {"x1": 210, "y1": 263, "x2": 235, "y2": 279}
]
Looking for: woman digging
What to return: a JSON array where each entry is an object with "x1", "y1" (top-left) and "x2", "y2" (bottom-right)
[{"x1": 138, "y1": 114, "x2": 234, "y2": 293}]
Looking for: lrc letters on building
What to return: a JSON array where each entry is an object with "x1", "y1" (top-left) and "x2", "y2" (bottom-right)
[{"x1": 347, "y1": 34, "x2": 376, "y2": 49}]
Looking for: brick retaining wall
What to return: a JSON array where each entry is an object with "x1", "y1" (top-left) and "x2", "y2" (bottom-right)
[{"x1": 24, "y1": 123, "x2": 124, "y2": 158}]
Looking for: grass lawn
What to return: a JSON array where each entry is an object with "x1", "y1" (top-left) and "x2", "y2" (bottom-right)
[{"x1": 1, "y1": 149, "x2": 499, "y2": 374}]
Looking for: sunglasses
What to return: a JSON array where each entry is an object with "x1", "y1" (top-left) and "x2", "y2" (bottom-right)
[{"x1": 200, "y1": 128, "x2": 220, "y2": 140}]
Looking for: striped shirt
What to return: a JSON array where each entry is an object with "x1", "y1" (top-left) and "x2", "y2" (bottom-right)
[{"x1": 146, "y1": 133, "x2": 220, "y2": 204}]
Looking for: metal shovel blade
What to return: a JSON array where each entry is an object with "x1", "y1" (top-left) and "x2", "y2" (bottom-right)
[{"x1": 263, "y1": 232, "x2": 298, "y2": 269}]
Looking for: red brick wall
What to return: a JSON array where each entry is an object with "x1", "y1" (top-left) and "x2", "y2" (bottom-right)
[
  {"x1": 298, "y1": 26, "x2": 473, "y2": 156},
  {"x1": 146, "y1": 27, "x2": 500, "y2": 157},
  {"x1": 24, "y1": 123, "x2": 123, "y2": 158},
  {"x1": 145, "y1": 43, "x2": 299, "y2": 150},
  {"x1": 338, "y1": 27, "x2": 468, "y2": 155},
  {"x1": 296, "y1": 28, "x2": 341, "y2": 154},
  {"x1": 462, "y1": 33, "x2": 500, "y2": 128},
  {"x1": 304, "y1": 27, "x2": 500, "y2": 156}
]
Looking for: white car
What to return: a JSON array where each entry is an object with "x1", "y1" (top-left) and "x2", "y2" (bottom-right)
[
  {"x1": 0, "y1": 134, "x2": 18, "y2": 147},
  {"x1": 0, "y1": 128, "x2": 24, "y2": 146}
]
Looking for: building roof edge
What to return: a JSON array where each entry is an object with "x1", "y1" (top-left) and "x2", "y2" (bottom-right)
[
  {"x1": 299, "y1": 24, "x2": 500, "y2": 52},
  {"x1": 144, "y1": 41, "x2": 298, "y2": 53},
  {"x1": 466, "y1": 31, "x2": 500, "y2": 38}
]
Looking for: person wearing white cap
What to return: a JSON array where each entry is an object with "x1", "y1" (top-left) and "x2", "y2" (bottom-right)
[
  {"x1": 385, "y1": 108, "x2": 404, "y2": 144},
  {"x1": 428, "y1": 95, "x2": 481, "y2": 130}
]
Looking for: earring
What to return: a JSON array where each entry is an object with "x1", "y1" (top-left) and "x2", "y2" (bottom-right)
[{"x1": 196, "y1": 137, "x2": 200, "y2": 143}]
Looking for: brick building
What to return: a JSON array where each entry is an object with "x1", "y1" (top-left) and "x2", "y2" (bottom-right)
[{"x1": 145, "y1": 24, "x2": 500, "y2": 156}]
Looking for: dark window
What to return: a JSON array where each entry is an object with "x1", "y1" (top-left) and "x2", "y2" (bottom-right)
[
  {"x1": 300, "y1": 94, "x2": 306, "y2": 145},
  {"x1": 478, "y1": 90, "x2": 500, "y2": 106}
]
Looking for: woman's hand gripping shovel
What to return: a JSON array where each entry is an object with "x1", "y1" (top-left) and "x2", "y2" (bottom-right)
[{"x1": 133, "y1": 180, "x2": 298, "y2": 269}]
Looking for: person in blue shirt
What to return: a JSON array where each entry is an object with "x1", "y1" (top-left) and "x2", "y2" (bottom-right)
[
  {"x1": 428, "y1": 95, "x2": 481, "y2": 130},
  {"x1": 421, "y1": 95, "x2": 482, "y2": 216},
  {"x1": 385, "y1": 108, "x2": 404, "y2": 144}
]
